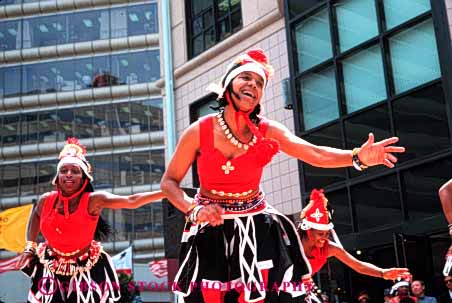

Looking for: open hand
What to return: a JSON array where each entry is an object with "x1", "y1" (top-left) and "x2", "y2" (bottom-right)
[
  {"x1": 382, "y1": 268, "x2": 411, "y2": 281},
  {"x1": 197, "y1": 204, "x2": 224, "y2": 226},
  {"x1": 358, "y1": 133, "x2": 405, "y2": 168}
]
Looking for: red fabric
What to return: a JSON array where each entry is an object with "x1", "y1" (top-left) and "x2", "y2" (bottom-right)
[
  {"x1": 201, "y1": 287, "x2": 226, "y2": 303},
  {"x1": 237, "y1": 268, "x2": 269, "y2": 303},
  {"x1": 40, "y1": 191, "x2": 99, "y2": 253},
  {"x1": 308, "y1": 241, "x2": 329, "y2": 274},
  {"x1": 197, "y1": 115, "x2": 272, "y2": 193}
]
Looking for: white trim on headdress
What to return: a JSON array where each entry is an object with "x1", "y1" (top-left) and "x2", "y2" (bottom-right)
[
  {"x1": 52, "y1": 156, "x2": 93, "y2": 185},
  {"x1": 391, "y1": 281, "x2": 409, "y2": 294},
  {"x1": 299, "y1": 219, "x2": 334, "y2": 231},
  {"x1": 206, "y1": 61, "x2": 268, "y2": 98}
]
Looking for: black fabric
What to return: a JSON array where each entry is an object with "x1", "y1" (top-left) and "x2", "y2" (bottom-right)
[
  {"x1": 177, "y1": 211, "x2": 310, "y2": 303},
  {"x1": 22, "y1": 250, "x2": 120, "y2": 303}
]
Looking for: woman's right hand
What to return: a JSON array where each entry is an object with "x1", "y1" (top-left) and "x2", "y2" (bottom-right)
[
  {"x1": 196, "y1": 204, "x2": 224, "y2": 226},
  {"x1": 16, "y1": 252, "x2": 34, "y2": 269}
]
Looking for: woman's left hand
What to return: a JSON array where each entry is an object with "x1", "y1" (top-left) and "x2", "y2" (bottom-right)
[
  {"x1": 382, "y1": 268, "x2": 411, "y2": 281},
  {"x1": 358, "y1": 133, "x2": 405, "y2": 168}
]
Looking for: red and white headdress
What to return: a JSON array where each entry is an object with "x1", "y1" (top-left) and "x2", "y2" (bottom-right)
[
  {"x1": 299, "y1": 189, "x2": 334, "y2": 231},
  {"x1": 52, "y1": 137, "x2": 93, "y2": 185},
  {"x1": 207, "y1": 48, "x2": 274, "y2": 99}
]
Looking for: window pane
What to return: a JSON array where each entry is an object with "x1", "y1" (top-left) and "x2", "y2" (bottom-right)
[
  {"x1": 69, "y1": 10, "x2": 104, "y2": 43},
  {"x1": 197, "y1": 99, "x2": 217, "y2": 117},
  {"x1": 219, "y1": 17, "x2": 231, "y2": 40},
  {"x1": 75, "y1": 57, "x2": 94, "y2": 89},
  {"x1": 24, "y1": 14, "x2": 67, "y2": 48},
  {"x1": 114, "y1": 209, "x2": 133, "y2": 241},
  {"x1": 111, "y1": 7, "x2": 127, "y2": 38},
  {"x1": 299, "y1": 66, "x2": 339, "y2": 130},
  {"x1": 127, "y1": 4, "x2": 158, "y2": 36},
  {"x1": 38, "y1": 161, "x2": 55, "y2": 194},
  {"x1": 335, "y1": 0, "x2": 378, "y2": 52},
  {"x1": 21, "y1": 162, "x2": 37, "y2": 196},
  {"x1": 93, "y1": 104, "x2": 111, "y2": 137},
  {"x1": 135, "y1": 204, "x2": 156, "y2": 238},
  {"x1": 393, "y1": 83, "x2": 449, "y2": 163},
  {"x1": 352, "y1": 174, "x2": 402, "y2": 231},
  {"x1": 57, "y1": 109, "x2": 74, "y2": 141},
  {"x1": 38, "y1": 110, "x2": 57, "y2": 143},
  {"x1": 383, "y1": 0, "x2": 430, "y2": 30},
  {"x1": 74, "y1": 106, "x2": 94, "y2": 139},
  {"x1": 131, "y1": 151, "x2": 151, "y2": 186},
  {"x1": 2, "y1": 115, "x2": 20, "y2": 146},
  {"x1": 302, "y1": 123, "x2": 346, "y2": 191},
  {"x1": 328, "y1": 189, "x2": 352, "y2": 235},
  {"x1": 91, "y1": 154, "x2": 113, "y2": 189},
  {"x1": 294, "y1": 9, "x2": 332, "y2": 72},
  {"x1": 0, "y1": 20, "x2": 21, "y2": 51},
  {"x1": 342, "y1": 45, "x2": 387, "y2": 113},
  {"x1": 149, "y1": 98, "x2": 163, "y2": 130},
  {"x1": 150, "y1": 149, "x2": 165, "y2": 184},
  {"x1": 111, "y1": 51, "x2": 159, "y2": 85},
  {"x1": 54, "y1": 60, "x2": 75, "y2": 92},
  {"x1": 389, "y1": 19, "x2": 441, "y2": 94},
  {"x1": 192, "y1": 35, "x2": 203, "y2": 56},
  {"x1": 21, "y1": 113, "x2": 38, "y2": 144},
  {"x1": 114, "y1": 154, "x2": 131, "y2": 188},
  {"x1": 4, "y1": 66, "x2": 21, "y2": 97},
  {"x1": 112, "y1": 102, "x2": 130, "y2": 136},
  {"x1": 2, "y1": 164, "x2": 19, "y2": 197},
  {"x1": 192, "y1": 0, "x2": 212, "y2": 15},
  {"x1": 205, "y1": 27, "x2": 215, "y2": 49},
  {"x1": 230, "y1": 9, "x2": 241, "y2": 32},
  {"x1": 0, "y1": 69, "x2": 3, "y2": 97},
  {"x1": 402, "y1": 158, "x2": 451, "y2": 221},
  {"x1": 344, "y1": 104, "x2": 391, "y2": 178}
]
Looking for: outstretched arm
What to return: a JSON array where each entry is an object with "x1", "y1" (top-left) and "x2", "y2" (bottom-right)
[
  {"x1": 329, "y1": 242, "x2": 410, "y2": 280},
  {"x1": 88, "y1": 190, "x2": 165, "y2": 215},
  {"x1": 266, "y1": 120, "x2": 404, "y2": 169}
]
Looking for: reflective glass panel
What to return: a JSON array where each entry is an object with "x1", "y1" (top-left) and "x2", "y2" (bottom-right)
[
  {"x1": 69, "y1": 10, "x2": 104, "y2": 43},
  {"x1": 2, "y1": 115, "x2": 20, "y2": 146},
  {"x1": 23, "y1": 14, "x2": 67, "y2": 48},
  {"x1": 352, "y1": 174, "x2": 402, "y2": 231},
  {"x1": 327, "y1": 189, "x2": 352, "y2": 235},
  {"x1": 0, "y1": 20, "x2": 21, "y2": 51},
  {"x1": 91, "y1": 154, "x2": 113, "y2": 189},
  {"x1": 2, "y1": 164, "x2": 19, "y2": 197},
  {"x1": 131, "y1": 151, "x2": 151, "y2": 186},
  {"x1": 112, "y1": 102, "x2": 130, "y2": 136},
  {"x1": 4, "y1": 66, "x2": 21, "y2": 97},
  {"x1": 38, "y1": 110, "x2": 58, "y2": 143},
  {"x1": 335, "y1": 0, "x2": 378, "y2": 52},
  {"x1": 38, "y1": 161, "x2": 55, "y2": 195},
  {"x1": 57, "y1": 109, "x2": 74, "y2": 141},
  {"x1": 342, "y1": 45, "x2": 387, "y2": 113},
  {"x1": 111, "y1": 7, "x2": 127, "y2": 38},
  {"x1": 21, "y1": 162, "x2": 37, "y2": 196},
  {"x1": 114, "y1": 154, "x2": 131, "y2": 188},
  {"x1": 127, "y1": 4, "x2": 158, "y2": 36},
  {"x1": 383, "y1": 0, "x2": 430, "y2": 30},
  {"x1": 93, "y1": 104, "x2": 111, "y2": 137},
  {"x1": 150, "y1": 149, "x2": 165, "y2": 184},
  {"x1": 92, "y1": 55, "x2": 115, "y2": 87},
  {"x1": 75, "y1": 57, "x2": 94, "y2": 89},
  {"x1": 302, "y1": 123, "x2": 346, "y2": 191},
  {"x1": 21, "y1": 112, "x2": 38, "y2": 144},
  {"x1": 393, "y1": 83, "x2": 450, "y2": 163},
  {"x1": 74, "y1": 106, "x2": 94, "y2": 139},
  {"x1": 111, "y1": 50, "x2": 159, "y2": 85},
  {"x1": 389, "y1": 19, "x2": 440, "y2": 94},
  {"x1": 299, "y1": 66, "x2": 339, "y2": 130},
  {"x1": 294, "y1": 8, "x2": 332, "y2": 72}
]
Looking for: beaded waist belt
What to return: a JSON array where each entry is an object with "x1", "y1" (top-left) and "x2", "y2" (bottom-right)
[
  {"x1": 37, "y1": 240, "x2": 102, "y2": 276},
  {"x1": 195, "y1": 192, "x2": 265, "y2": 213}
]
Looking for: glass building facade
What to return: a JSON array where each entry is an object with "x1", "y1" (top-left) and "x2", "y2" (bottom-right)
[
  {"x1": 0, "y1": 0, "x2": 164, "y2": 273},
  {"x1": 286, "y1": 0, "x2": 452, "y2": 301}
]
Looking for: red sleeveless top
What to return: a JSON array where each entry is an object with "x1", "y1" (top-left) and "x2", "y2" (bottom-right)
[
  {"x1": 196, "y1": 115, "x2": 271, "y2": 193},
  {"x1": 309, "y1": 245, "x2": 329, "y2": 274},
  {"x1": 40, "y1": 191, "x2": 99, "y2": 253}
]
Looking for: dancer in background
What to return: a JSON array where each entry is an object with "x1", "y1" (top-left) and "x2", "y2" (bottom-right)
[{"x1": 17, "y1": 138, "x2": 164, "y2": 303}]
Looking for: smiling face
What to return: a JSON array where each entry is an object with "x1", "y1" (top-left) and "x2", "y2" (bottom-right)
[
  {"x1": 411, "y1": 281, "x2": 424, "y2": 297},
  {"x1": 309, "y1": 229, "x2": 330, "y2": 248},
  {"x1": 57, "y1": 163, "x2": 84, "y2": 195},
  {"x1": 229, "y1": 71, "x2": 264, "y2": 112}
]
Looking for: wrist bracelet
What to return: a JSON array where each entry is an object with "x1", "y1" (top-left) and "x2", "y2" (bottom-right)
[
  {"x1": 186, "y1": 205, "x2": 203, "y2": 223},
  {"x1": 352, "y1": 148, "x2": 368, "y2": 171},
  {"x1": 24, "y1": 240, "x2": 37, "y2": 254}
]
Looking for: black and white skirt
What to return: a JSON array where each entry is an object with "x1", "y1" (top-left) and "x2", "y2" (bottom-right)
[
  {"x1": 174, "y1": 200, "x2": 314, "y2": 303},
  {"x1": 21, "y1": 241, "x2": 120, "y2": 303}
]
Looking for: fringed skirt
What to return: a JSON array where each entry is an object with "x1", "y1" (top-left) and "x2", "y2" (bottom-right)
[
  {"x1": 21, "y1": 241, "x2": 120, "y2": 303},
  {"x1": 174, "y1": 195, "x2": 314, "y2": 303}
]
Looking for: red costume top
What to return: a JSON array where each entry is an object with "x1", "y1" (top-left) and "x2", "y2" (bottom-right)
[
  {"x1": 308, "y1": 244, "x2": 329, "y2": 274},
  {"x1": 196, "y1": 115, "x2": 271, "y2": 193},
  {"x1": 40, "y1": 191, "x2": 99, "y2": 253}
]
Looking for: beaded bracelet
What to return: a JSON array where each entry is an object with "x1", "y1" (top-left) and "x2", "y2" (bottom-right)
[
  {"x1": 352, "y1": 148, "x2": 368, "y2": 171},
  {"x1": 24, "y1": 240, "x2": 37, "y2": 254}
]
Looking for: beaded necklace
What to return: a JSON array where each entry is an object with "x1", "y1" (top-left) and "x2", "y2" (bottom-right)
[{"x1": 216, "y1": 110, "x2": 257, "y2": 150}]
